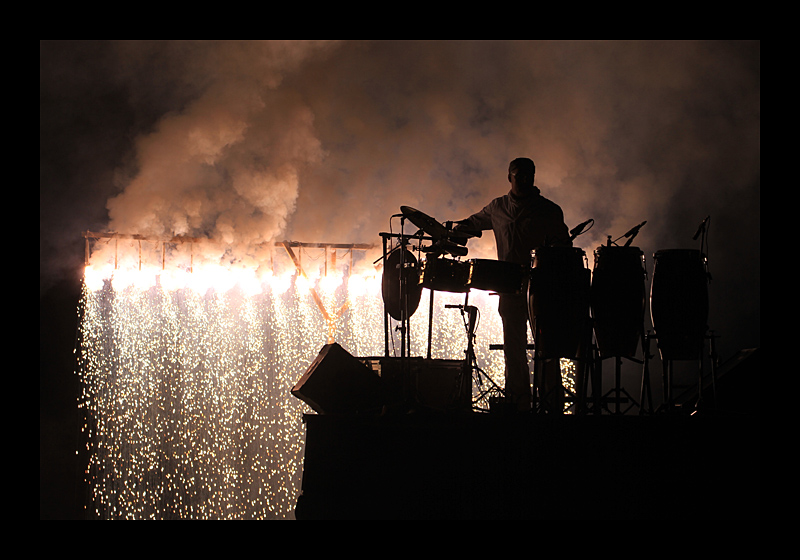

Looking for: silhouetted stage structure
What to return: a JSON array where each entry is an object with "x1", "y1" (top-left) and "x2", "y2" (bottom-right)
[
  {"x1": 293, "y1": 348, "x2": 758, "y2": 520},
  {"x1": 292, "y1": 209, "x2": 760, "y2": 519}
]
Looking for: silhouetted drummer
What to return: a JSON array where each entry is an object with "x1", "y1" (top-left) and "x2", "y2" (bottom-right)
[{"x1": 454, "y1": 157, "x2": 571, "y2": 412}]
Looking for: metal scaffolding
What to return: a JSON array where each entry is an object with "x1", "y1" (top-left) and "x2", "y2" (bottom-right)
[{"x1": 82, "y1": 231, "x2": 377, "y2": 343}]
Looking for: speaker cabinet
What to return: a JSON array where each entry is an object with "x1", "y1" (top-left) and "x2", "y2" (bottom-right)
[
  {"x1": 292, "y1": 343, "x2": 386, "y2": 415},
  {"x1": 359, "y1": 357, "x2": 469, "y2": 412}
]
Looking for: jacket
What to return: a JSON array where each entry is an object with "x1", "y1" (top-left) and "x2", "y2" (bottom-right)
[{"x1": 460, "y1": 187, "x2": 571, "y2": 265}]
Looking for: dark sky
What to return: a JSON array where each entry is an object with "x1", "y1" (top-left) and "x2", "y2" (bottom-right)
[{"x1": 40, "y1": 40, "x2": 760, "y2": 518}]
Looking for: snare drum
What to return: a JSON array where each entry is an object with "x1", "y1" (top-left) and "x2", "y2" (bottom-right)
[
  {"x1": 467, "y1": 259, "x2": 529, "y2": 294},
  {"x1": 591, "y1": 245, "x2": 646, "y2": 358},
  {"x1": 650, "y1": 249, "x2": 709, "y2": 360},
  {"x1": 419, "y1": 257, "x2": 471, "y2": 293},
  {"x1": 528, "y1": 247, "x2": 591, "y2": 359}
]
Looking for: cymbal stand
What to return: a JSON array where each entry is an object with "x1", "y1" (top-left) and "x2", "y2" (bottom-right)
[
  {"x1": 380, "y1": 226, "x2": 423, "y2": 410},
  {"x1": 381, "y1": 233, "x2": 391, "y2": 357},
  {"x1": 399, "y1": 217, "x2": 410, "y2": 359},
  {"x1": 447, "y1": 292, "x2": 504, "y2": 412},
  {"x1": 380, "y1": 227, "x2": 425, "y2": 359}
]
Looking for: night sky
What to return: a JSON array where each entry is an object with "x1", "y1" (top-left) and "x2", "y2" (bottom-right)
[{"x1": 40, "y1": 40, "x2": 760, "y2": 519}]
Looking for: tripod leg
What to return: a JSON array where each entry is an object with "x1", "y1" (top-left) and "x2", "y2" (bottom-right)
[
  {"x1": 538, "y1": 358, "x2": 564, "y2": 414},
  {"x1": 594, "y1": 352, "x2": 603, "y2": 414},
  {"x1": 709, "y1": 331, "x2": 718, "y2": 408},
  {"x1": 615, "y1": 357, "x2": 622, "y2": 415},
  {"x1": 639, "y1": 331, "x2": 653, "y2": 415},
  {"x1": 574, "y1": 319, "x2": 593, "y2": 415},
  {"x1": 532, "y1": 355, "x2": 540, "y2": 412}
]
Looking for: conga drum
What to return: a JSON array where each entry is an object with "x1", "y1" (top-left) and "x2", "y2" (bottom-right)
[
  {"x1": 650, "y1": 249, "x2": 709, "y2": 360},
  {"x1": 591, "y1": 246, "x2": 646, "y2": 358},
  {"x1": 419, "y1": 257, "x2": 471, "y2": 293},
  {"x1": 528, "y1": 247, "x2": 591, "y2": 360},
  {"x1": 467, "y1": 259, "x2": 529, "y2": 294}
]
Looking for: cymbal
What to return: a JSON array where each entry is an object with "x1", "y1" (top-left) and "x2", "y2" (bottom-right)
[{"x1": 400, "y1": 206, "x2": 475, "y2": 240}]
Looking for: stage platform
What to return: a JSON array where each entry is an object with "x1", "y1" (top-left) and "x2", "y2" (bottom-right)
[{"x1": 295, "y1": 411, "x2": 759, "y2": 519}]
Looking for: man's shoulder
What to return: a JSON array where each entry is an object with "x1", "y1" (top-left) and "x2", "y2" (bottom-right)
[
  {"x1": 481, "y1": 193, "x2": 510, "y2": 211},
  {"x1": 535, "y1": 192, "x2": 565, "y2": 214}
]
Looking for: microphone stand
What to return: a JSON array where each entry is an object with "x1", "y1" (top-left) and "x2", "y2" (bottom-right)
[{"x1": 446, "y1": 296, "x2": 504, "y2": 412}]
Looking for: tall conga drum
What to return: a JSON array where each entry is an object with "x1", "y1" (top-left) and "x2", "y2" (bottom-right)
[
  {"x1": 528, "y1": 247, "x2": 591, "y2": 360},
  {"x1": 650, "y1": 249, "x2": 709, "y2": 360},
  {"x1": 591, "y1": 245, "x2": 646, "y2": 358}
]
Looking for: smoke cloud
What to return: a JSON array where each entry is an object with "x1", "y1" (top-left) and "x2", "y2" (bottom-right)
[
  {"x1": 96, "y1": 41, "x2": 758, "y2": 251},
  {"x1": 41, "y1": 39, "x2": 759, "y2": 356}
]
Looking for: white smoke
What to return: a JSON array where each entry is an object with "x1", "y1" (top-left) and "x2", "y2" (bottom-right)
[
  {"x1": 98, "y1": 41, "x2": 759, "y2": 253},
  {"x1": 100, "y1": 42, "x2": 332, "y2": 265},
  {"x1": 81, "y1": 40, "x2": 758, "y2": 356}
]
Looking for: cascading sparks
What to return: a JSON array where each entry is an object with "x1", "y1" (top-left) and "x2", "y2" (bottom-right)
[{"x1": 77, "y1": 248, "x2": 527, "y2": 519}]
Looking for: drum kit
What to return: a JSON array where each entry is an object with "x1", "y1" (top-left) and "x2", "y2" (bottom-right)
[{"x1": 380, "y1": 206, "x2": 713, "y2": 415}]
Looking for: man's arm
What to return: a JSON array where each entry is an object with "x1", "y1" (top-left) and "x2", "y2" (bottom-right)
[{"x1": 454, "y1": 203, "x2": 493, "y2": 234}]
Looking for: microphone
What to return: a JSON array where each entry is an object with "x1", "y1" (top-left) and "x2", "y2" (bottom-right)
[
  {"x1": 692, "y1": 216, "x2": 710, "y2": 240},
  {"x1": 622, "y1": 221, "x2": 647, "y2": 238},
  {"x1": 569, "y1": 218, "x2": 594, "y2": 240},
  {"x1": 622, "y1": 221, "x2": 646, "y2": 247}
]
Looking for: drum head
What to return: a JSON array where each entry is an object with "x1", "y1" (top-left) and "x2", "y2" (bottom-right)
[{"x1": 531, "y1": 246, "x2": 587, "y2": 271}]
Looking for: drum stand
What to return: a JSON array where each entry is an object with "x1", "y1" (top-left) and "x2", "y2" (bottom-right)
[
  {"x1": 701, "y1": 330, "x2": 720, "y2": 411},
  {"x1": 655, "y1": 330, "x2": 719, "y2": 414},
  {"x1": 587, "y1": 324, "x2": 651, "y2": 415},
  {"x1": 596, "y1": 355, "x2": 643, "y2": 415},
  {"x1": 531, "y1": 356, "x2": 563, "y2": 414},
  {"x1": 530, "y1": 321, "x2": 593, "y2": 415}
]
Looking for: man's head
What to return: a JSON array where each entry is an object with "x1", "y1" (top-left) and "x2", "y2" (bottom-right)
[{"x1": 508, "y1": 157, "x2": 535, "y2": 196}]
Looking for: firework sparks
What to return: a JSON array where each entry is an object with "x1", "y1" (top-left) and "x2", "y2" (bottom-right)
[{"x1": 77, "y1": 239, "x2": 580, "y2": 519}]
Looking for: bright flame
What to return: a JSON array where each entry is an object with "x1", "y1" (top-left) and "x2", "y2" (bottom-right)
[
  {"x1": 347, "y1": 272, "x2": 380, "y2": 299},
  {"x1": 159, "y1": 268, "x2": 191, "y2": 292},
  {"x1": 318, "y1": 271, "x2": 343, "y2": 295},
  {"x1": 268, "y1": 272, "x2": 294, "y2": 295},
  {"x1": 294, "y1": 273, "x2": 312, "y2": 294},
  {"x1": 84, "y1": 265, "x2": 106, "y2": 292}
]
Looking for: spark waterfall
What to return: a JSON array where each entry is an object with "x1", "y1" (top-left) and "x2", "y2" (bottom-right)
[{"x1": 77, "y1": 242, "x2": 514, "y2": 519}]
